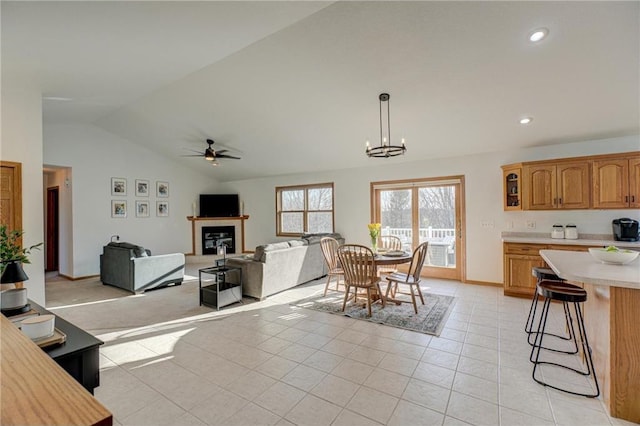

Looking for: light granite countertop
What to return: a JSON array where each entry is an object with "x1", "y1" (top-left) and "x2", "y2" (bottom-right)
[
  {"x1": 540, "y1": 249, "x2": 640, "y2": 289},
  {"x1": 502, "y1": 232, "x2": 640, "y2": 249}
]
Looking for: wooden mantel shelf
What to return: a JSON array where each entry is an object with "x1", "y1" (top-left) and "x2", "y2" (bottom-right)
[{"x1": 186, "y1": 216, "x2": 249, "y2": 255}]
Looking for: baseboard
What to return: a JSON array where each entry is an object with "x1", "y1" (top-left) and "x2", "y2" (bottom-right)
[
  {"x1": 463, "y1": 279, "x2": 503, "y2": 288},
  {"x1": 57, "y1": 273, "x2": 100, "y2": 281}
]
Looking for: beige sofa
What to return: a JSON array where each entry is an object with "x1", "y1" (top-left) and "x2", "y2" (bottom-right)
[{"x1": 226, "y1": 233, "x2": 343, "y2": 300}]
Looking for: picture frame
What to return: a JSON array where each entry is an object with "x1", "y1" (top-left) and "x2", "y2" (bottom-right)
[
  {"x1": 135, "y1": 200, "x2": 150, "y2": 218},
  {"x1": 135, "y1": 179, "x2": 150, "y2": 197},
  {"x1": 156, "y1": 181, "x2": 169, "y2": 198},
  {"x1": 157, "y1": 201, "x2": 169, "y2": 217},
  {"x1": 111, "y1": 177, "x2": 127, "y2": 196},
  {"x1": 111, "y1": 200, "x2": 127, "y2": 218}
]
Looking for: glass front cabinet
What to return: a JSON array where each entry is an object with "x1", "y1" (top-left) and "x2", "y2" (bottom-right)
[{"x1": 502, "y1": 165, "x2": 522, "y2": 211}]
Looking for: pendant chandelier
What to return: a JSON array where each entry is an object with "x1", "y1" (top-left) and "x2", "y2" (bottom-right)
[{"x1": 365, "y1": 93, "x2": 406, "y2": 158}]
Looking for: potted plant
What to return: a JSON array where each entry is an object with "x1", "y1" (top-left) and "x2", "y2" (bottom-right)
[{"x1": 0, "y1": 224, "x2": 42, "y2": 275}]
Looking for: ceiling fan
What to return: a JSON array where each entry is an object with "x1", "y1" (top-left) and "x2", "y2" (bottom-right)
[{"x1": 182, "y1": 139, "x2": 241, "y2": 165}]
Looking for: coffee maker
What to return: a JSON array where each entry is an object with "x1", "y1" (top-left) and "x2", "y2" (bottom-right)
[{"x1": 612, "y1": 218, "x2": 639, "y2": 242}]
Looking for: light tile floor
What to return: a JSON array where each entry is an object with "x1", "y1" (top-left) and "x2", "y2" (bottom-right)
[{"x1": 44, "y1": 265, "x2": 635, "y2": 426}]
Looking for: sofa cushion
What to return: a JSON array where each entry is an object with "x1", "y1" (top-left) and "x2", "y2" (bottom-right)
[
  {"x1": 288, "y1": 240, "x2": 306, "y2": 247},
  {"x1": 264, "y1": 242, "x2": 290, "y2": 251}
]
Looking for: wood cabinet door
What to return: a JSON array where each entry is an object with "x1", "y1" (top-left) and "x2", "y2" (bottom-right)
[
  {"x1": 503, "y1": 166, "x2": 522, "y2": 211},
  {"x1": 523, "y1": 164, "x2": 556, "y2": 210},
  {"x1": 629, "y1": 157, "x2": 640, "y2": 209},
  {"x1": 557, "y1": 161, "x2": 590, "y2": 209},
  {"x1": 504, "y1": 254, "x2": 545, "y2": 297},
  {"x1": 592, "y1": 159, "x2": 629, "y2": 209}
]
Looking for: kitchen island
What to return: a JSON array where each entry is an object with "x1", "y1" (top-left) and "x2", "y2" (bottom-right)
[{"x1": 540, "y1": 249, "x2": 640, "y2": 423}]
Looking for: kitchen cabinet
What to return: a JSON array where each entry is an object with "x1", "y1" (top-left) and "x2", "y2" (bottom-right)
[
  {"x1": 502, "y1": 165, "x2": 522, "y2": 211},
  {"x1": 504, "y1": 243, "x2": 547, "y2": 297},
  {"x1": 503, "y1": 243, "x2": 589, "y2": 297},
  {"x1": 592, "y1": 156, "x2": 640, "y2": 209},
  {"x1": 523, "y1": 161, "x2": 590, "y2": 210}
]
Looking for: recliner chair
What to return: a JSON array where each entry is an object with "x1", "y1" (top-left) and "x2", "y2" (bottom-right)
[{"x1": 100, "y1": 242, "x2": 185, "y2": 293}]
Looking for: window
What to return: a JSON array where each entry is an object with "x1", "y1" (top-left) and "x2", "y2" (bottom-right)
[{"x1": 276, "y1": 183, "x2": 334, "y2": 236}]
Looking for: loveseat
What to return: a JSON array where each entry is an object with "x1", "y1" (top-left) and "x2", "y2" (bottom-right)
[
  {"x1": 100, "y1": 242, "x2": 185, "y2": 293},
  {"x1": 226, "y1": 233, "x2": 343, "y2": 300}
]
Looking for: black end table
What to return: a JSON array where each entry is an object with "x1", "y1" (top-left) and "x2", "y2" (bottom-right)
[{"x1": 199, "y1": 265, "x2": 243, "y2": 310}]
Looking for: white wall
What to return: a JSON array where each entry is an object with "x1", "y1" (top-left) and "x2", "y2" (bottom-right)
[
  {"x1": 1, "y1": 80, "x2": 46, "y2": 304},
  {"x1": 44, "y1": 123, "x2": 221, "y2": 277},
  {"x1": 222, "y1": 135, "x2": 640, "y2": 285}
]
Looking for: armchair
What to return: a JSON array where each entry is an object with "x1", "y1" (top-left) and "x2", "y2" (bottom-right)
[{"x1": 100, "y1": 242, "x2": 185, "y2": 293}]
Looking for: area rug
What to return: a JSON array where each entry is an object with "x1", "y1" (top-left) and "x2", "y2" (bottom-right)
[{"x1": 291, "y1": 291, "x2": 456, "y2": 336}]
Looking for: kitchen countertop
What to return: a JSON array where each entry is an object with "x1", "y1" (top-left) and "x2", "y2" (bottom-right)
[
  {"x1": 540, "y1": 249, "x2": 640, "y2": 289},
  {"x1": 502, "y1": 232, "x2": 640, "y2": 248}
]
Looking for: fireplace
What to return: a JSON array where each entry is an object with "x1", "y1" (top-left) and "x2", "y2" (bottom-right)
[{"x1": 202, "y1": 226, "x2": 236, "y2": 255}]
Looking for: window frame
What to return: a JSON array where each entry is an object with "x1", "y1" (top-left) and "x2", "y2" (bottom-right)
[{"x1": 276, "y1": 182, "x2": 335, "y2": 237}]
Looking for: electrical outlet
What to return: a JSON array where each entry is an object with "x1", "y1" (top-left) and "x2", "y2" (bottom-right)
[
  {"x1": 526, "y1": 221, "x2": 536, "y2": 229},
  {"x1": 505, "y1": 221, "x2": 513, "y2": 229}
]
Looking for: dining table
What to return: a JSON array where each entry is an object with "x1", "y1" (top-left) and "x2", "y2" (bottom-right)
[{"x1": 370, "y1": 250, "x2": 413, "y2": 303}]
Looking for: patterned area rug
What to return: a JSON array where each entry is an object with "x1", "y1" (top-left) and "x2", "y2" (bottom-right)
[{"x1": 291, "y1": 290, "x2": 456, "y2": 336}]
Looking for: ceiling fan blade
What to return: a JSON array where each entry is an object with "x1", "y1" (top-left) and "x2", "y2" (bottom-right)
[
  {"x1": 183, "y1": 148, "x2": 204, "y2": 154},
  {"x1": 216, "y1": 154, "x2": 241, "y2": 160},
  {"x1": 215, "y1": 149, "x2": 229, "y2": 154},
  {"x1": 181, "y1": 154, "x2": 204, "y2": 157}
]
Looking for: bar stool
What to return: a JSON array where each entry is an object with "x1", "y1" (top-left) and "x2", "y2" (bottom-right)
[
  {"x1": 526, "y1": 267, "x2": 574, "y2": 348},
  {"x1": 530, "y1": 280, "x2": 600, "y2": 398}
]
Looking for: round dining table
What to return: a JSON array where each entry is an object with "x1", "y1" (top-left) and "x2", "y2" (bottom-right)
[{"x1": 374, "y1": 251, "x2": 413, "y2": 266}]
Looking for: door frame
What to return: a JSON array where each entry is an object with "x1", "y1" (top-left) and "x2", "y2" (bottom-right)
[{"x1": 370, "y1": 175, "x2": 466, "y2": 282}]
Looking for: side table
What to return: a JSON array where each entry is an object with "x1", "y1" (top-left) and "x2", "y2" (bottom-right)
[{"x1": 199, "y1": 265, "x2": 243, "y2": 310}]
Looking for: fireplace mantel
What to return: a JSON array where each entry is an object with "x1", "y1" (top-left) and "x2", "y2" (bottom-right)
[{"x1": 187, "y1": 215, "x2": 249, "y2": 255}]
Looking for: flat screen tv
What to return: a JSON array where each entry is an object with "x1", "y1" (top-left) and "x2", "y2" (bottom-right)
[{"x1": 199, "y1": 194, "x2": 240, "y2": 218}]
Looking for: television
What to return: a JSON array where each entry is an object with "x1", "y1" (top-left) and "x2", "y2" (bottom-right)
[{"x1": 199, "y1": 194, "x2": 240, "y2": 218}]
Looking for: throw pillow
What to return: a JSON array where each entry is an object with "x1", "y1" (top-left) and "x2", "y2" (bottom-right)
[
  {"x1": 288, "y1": 240, "x2": 306, "y2": 247},
  {"x1": 253, "y1": 245, "x2": 267, "y2": 261},
  {"x1": 133, "y1": 246, "x2": 148, "y2": 257}
]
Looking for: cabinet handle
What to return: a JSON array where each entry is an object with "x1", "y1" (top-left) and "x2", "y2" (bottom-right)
[
  {"x1": 625, "y1": 196, "x2": 629, "y2": 203},
  {"x1": 553, "y1": 198, "x2": 557, "y2": 206},
  {"x1": 633, "y1": 195, "x2": 636, "y2": 203},
  {"x1": 558, "y1": 197, "x2": 562, "y2": 205}
]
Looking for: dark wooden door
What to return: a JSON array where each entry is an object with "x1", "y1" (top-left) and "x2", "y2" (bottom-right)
[{"x1": 46, "y1": 187, "x2": 59, "y2": 272}]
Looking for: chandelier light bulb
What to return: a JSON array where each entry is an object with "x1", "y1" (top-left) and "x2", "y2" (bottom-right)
[{"x1": 520, "y1": 117, "x2": 533, "y2": 125}]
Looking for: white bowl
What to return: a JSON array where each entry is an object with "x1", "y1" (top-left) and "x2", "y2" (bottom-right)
[
  {"x1": 588, "y1": 248, "x2": 639, "y2": 265},
  {"x1": 21, "y1": 314, "x2": 55, "y2": 340}
]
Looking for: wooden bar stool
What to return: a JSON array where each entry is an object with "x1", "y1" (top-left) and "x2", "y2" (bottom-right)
[{"x1": 530, "y1": 281, "x2": 600, "y2": 398}]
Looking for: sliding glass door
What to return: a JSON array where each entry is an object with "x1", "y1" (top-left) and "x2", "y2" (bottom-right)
[{"x1": 372, "y1": 177, "x2": 464, "y2": 280}]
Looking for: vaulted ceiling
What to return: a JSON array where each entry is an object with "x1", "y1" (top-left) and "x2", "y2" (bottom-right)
[{"x1": 3, "y1": 1, "x2": 638, "y2": 182}]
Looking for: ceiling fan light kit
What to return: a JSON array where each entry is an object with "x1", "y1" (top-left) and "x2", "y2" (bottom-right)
[
  {"x1": 183, "y1": 138, "x2": 241, "y2": 164},
  {"x1": 365, "y1": 93, "x2": 406, "y2": 158}
]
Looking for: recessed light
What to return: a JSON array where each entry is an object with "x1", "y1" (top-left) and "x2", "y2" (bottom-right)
[
  {"x1": 520, "y1": 117, "x2": 533, "y2": 125},
  {"x1": 529, "y1": 28, "x2": 548, "y2": 42}
]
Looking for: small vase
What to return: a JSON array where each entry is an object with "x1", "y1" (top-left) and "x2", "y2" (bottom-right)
[{"x1": 371, "y1": 236, "x2": 378, "y2": 254}]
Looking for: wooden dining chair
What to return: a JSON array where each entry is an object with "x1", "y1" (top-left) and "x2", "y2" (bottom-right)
[
  {"x1": 380, "y1": 235, "x2": 402, "y2": 251},
  {"x1": 378, "y1": 235, "x2": 403, "y2": 276},
  {"x1": 337, "y1": 244, "x2": 385, "y2": 317},
  {"x1": 320, "y1": 237, "x2": 344, "y2": 296},
  {"x1": 385, "y1": 242, "x2": 429, "y2": 313}
]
